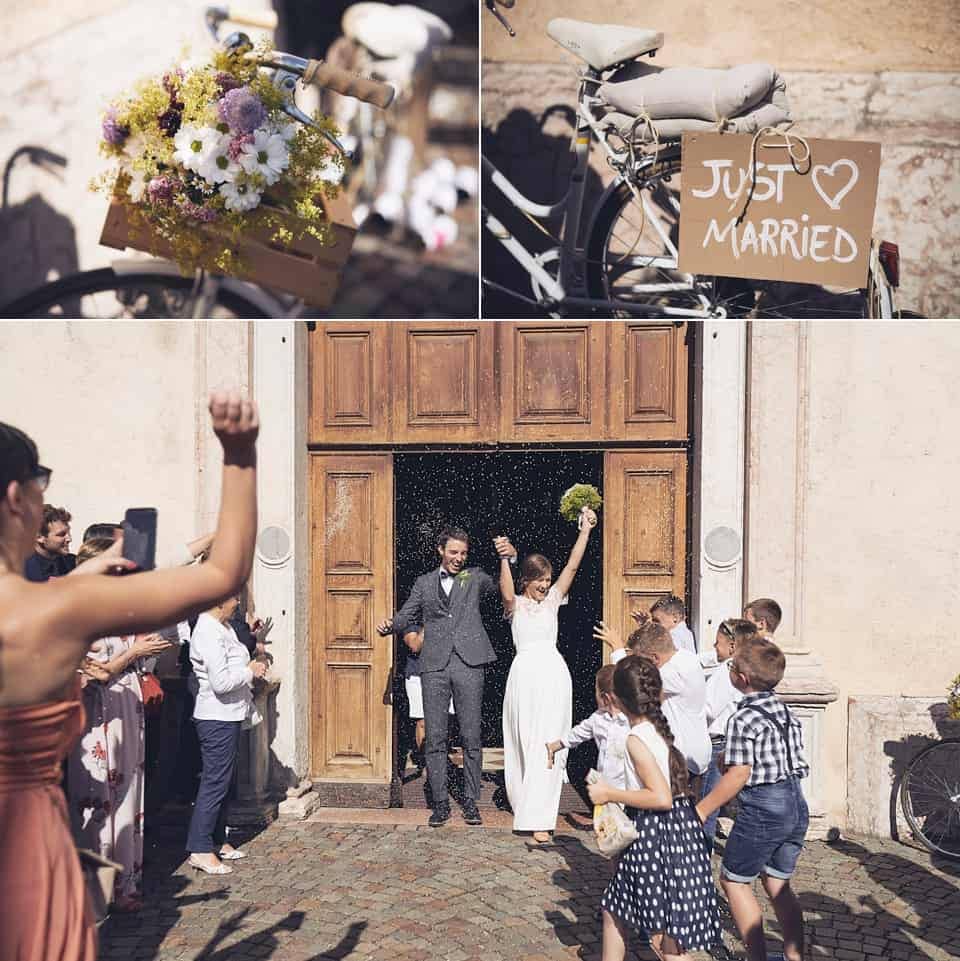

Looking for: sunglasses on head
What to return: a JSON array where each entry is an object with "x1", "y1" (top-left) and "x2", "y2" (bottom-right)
[
  {"x1": 718, "y1": 619, "x2": 737, "y2": 640},
  {"x1": 29, "y1": 465, "x2": 52, "y2": 492}
]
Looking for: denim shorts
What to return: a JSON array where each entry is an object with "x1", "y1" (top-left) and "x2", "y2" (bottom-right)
[{"x1": 721, "y1": 776, "x2": 809, "y2": 882}]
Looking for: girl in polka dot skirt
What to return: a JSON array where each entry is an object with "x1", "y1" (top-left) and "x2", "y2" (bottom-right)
[{"x1": 587, "y1": 656, "x2": 721, "y2": 960}]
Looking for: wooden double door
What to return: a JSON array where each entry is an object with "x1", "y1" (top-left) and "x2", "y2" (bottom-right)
[{"x1": 307, "y1": 322, "x2": 691, "y2": 786}]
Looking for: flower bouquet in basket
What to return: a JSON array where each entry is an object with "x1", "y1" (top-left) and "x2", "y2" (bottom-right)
[
  {"x1": 948, "y1": 673, "x2": 960, "y2": 721},
  {"x1": 94, "y1": 44, "x2": 353, "y2": 307},
  {"x1": 559, "y1": 483, "x2": 602, "y2": 529}
]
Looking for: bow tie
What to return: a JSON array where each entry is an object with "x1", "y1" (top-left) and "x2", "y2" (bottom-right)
[{"x1": 440, "y1": 570, "x2": 455, "y2": 580}]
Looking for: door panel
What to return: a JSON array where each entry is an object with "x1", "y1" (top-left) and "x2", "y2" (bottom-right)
[
  {"x1": 498, "y1": 322, "x2": 605, "y2": 442},
  {"x1": 603, "y1": 450, "x2": 687, "y2": 660},
  {"x1": 390, "y1": 322, "x2": 497, "y2": 443},
  {"x1": 310, "y1": 454, "x2": 393, "y2": 781},
  {"x1": 308, "y1": 324, "x2": 391, "y2": 443},
  {"x1": 607, "y1": 323, "x2": 689, "y2": 441}
]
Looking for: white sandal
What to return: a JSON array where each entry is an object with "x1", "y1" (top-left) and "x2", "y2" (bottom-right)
[
  {"x1": 218, "y1": 846, "x2": 247, "y2": 860},
  {"x1": 188, "y1": 855, "x2": 233, "y2": 875}
]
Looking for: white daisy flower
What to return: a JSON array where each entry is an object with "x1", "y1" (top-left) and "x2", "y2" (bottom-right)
[
  {"x1": 173, "y1": 125, "x2": 221, "y2": 174},
  {"x1": 239, "y1": 129, "x2": 289, "y2": 185},
  {"x1": 197, "y1": 137, "x2": 241, "y2": 185},
  {"x1": 220, "y1": 179, "x2": 262, "y2": 213}
]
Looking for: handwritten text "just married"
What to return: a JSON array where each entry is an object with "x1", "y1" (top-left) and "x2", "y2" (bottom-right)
[{"x1": 692, "y1": 159, "x2": 861, "y2": 263}]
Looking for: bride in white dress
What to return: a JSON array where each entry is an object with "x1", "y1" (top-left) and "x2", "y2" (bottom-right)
[{"x1": 497, "y1": 507, "x2": 598, "y2": 842}]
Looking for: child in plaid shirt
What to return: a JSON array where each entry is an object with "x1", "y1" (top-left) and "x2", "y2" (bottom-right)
[{"x1": 696, "y1": 635, "x2": 809, "y2": 961}]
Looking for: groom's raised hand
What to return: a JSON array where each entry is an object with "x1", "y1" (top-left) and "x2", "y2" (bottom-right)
[{"x1": 376, "y1": 618, "x2": 394, "y2": 636}]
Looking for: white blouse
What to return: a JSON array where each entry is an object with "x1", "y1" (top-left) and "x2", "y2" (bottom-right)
[
  {"x1": 190, "y1": 612, "x2": 253, "y2": 722},
  {"x1": 624, "y1": 720, "x2": 671, "y2": 791}
]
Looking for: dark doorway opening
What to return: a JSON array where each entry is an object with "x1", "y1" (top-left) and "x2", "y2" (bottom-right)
[{"x1": 393, "y1": 450, "x2": 603, "y2": 788}]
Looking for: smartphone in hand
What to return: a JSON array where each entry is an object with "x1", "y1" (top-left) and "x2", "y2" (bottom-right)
[{"x1": 122, "y1": 508, "x2": 158, "y2": 571}]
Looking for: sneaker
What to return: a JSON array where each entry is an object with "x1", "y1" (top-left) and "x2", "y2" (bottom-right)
[
  {"x1": 428, "y1": 802, "x2": 450, "y2": 827},
  {"x1": 462, "y1": 800, "x2": 483, "y2": 825}
]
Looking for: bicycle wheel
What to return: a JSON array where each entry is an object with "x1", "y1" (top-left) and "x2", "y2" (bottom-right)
[
  {"x1": 900, "y1": 738, "x2": 960, "y2": 858},
  {"x1": 1, "y1": 268, "x2": 270, "y2": 318},
  {"x1": 585, "y1": 148, "x2": 888, "y2": 319}
]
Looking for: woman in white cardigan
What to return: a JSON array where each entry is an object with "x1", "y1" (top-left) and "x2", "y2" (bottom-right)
[{"x1": 186, "y1": 594, "x2": 267, "y2": 874}]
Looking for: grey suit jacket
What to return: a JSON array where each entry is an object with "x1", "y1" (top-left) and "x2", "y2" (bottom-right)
[{"x1": 392, "y1": 567, "x2": 498, "y2": 671}]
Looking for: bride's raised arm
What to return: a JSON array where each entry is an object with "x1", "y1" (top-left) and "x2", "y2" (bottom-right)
[
  {"x1": 554, "y1": 507, "x2": 598, "y2": 598},
  {"x1": 494, "y1": 535, "x2": 516, "y2": 616}
]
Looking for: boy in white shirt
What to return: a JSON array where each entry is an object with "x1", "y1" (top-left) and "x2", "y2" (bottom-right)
[
  {"x1": 647, "y1": 594, "x2": 697, "y2": 656},
  {"x1": 546, "y1": 664, "x2": 630, "y2": 792},
  {"x1": 701, "y1": 617, "x2": 757, "y2": 848},
  {"x1": 610, "y1": 622, "x2": 711, "y2": 779},
  {"x1": 743, "y1": 597, "x2": 782, "y2": 640}
]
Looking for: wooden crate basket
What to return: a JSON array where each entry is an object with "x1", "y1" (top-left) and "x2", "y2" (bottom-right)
[{"x1": 99, "y1": 188, "x2": 356, "y2": 309}]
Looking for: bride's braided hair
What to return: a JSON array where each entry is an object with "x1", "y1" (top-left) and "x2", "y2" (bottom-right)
[{"x1": 613, "y1": 656, "x2": 690, "y2": 798}]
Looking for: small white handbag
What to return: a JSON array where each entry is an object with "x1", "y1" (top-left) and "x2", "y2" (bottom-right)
[{"x1": 586, "y1": 768, "x2": 639, "y2": 858}]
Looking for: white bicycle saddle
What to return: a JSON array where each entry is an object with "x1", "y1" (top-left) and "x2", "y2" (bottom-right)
[
  {"x1": 547, "y1": 18, "x2": 663, "y2": 71},
  {"x1": 342, "y1": 3, "x2": 452, "y2": 60}
]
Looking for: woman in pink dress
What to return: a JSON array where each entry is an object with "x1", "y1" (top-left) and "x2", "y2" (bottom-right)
[{"x1": 0, "y1": 392, "x2": 259, "y2": 961}]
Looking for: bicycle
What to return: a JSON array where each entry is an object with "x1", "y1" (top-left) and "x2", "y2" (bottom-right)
[
  {"x1": 325, "y1": 3, "x2": 453, "y2": 225},
  {"x1": 481, "y1": 11, "x2": 900, "y2": 318},
  {"x1": 899, "y1": 737, "x2": 960, "y2": 859},
  {"x1": 0, "y1": 4, "x2": 395, "y2": 319}
]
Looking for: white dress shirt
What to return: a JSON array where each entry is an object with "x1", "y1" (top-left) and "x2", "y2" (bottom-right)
[
  {"x1": 561, "y1": 709, "x2": 631, "y2": 790},
  {"x1": 671, "y1": 620, "x2": 697, "y2": 655},
  {"x1": 191, "y1": 612, "x2": 254, "y2": 722},
  {"x1": 613, "y1": 646, "x2": 711, "y2": 774},
  {"x1": 704, "y1": 660, "x2": 743, "y2": 737}
]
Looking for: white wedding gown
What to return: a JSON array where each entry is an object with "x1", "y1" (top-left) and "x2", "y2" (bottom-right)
[{"x1": 502, "y1": 584, "x2": 573, "y2": 831}]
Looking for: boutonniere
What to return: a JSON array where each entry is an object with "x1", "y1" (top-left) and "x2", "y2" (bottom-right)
[{"x1": 456, "y1": 570, "x2": 470, "y2": 588}]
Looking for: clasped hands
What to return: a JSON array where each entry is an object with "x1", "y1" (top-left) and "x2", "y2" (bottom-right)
[{"x1": 493, "y1": 535, "x2": 517, "y2": 560}]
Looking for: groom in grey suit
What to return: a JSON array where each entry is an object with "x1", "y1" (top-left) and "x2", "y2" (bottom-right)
[{"x1": 378, "y1": 525, "x2": 516, "y2": 827}]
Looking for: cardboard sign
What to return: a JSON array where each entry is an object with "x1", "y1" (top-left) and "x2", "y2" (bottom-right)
[{"x1": 678, "y1": 132, "x2": 880, "y2": 288}]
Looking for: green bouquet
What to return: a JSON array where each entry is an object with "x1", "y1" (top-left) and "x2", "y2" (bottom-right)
[{"x1": 559, "y1": 483, "x2": 602, "y2": 523}]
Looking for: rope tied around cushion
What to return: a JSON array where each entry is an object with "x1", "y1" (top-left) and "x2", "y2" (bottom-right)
[
  {"x1": 733, "y1": 125, "x2": 811, "y2": 225},
  {"x1": 624, "y1": 97, "x2": 660, "y2": 174},
  {"x1": 711, "y1": 89, "x2": 733, "y2": 134}
]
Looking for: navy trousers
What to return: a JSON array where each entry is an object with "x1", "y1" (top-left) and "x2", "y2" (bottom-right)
[{"x1": 186, "y1": 719, "x2": 241, "y2": 853}]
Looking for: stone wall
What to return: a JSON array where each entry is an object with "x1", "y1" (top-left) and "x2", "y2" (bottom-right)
[
  {"x1": 481, "y1": 0, "x2": 960, "y2": 72},
  {"x1": 482, "y1": 62, "x2": 960, "y2": 316},
  {"x1": 746, "y1": 322, "x2": 960, "y2": 832},
  {"x1": 847, "y1": 696, "x2": 960, "y2": 840}
]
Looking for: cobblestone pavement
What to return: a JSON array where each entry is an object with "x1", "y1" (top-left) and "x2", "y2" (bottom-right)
[{"x1": 99, "y1": 812, "x2": 960, "y2": 961}]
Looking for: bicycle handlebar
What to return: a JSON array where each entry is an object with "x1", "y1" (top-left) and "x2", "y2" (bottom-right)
[{"x1": 300, "y1": 59, "x2": 395, "y2": 109}]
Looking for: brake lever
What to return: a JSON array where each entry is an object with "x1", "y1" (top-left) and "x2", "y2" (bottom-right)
[
  {"x1": 270, "y1": 68, "x2": 353, "y2": 160},
  {"x1": 485, "y1": 0, "x2": 515, "y2": 36}
]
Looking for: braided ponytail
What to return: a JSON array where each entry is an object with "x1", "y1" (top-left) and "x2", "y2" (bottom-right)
[
  {"x1": 646, "y1": 702, "x2": 690, "y2": 798},
  {"x1": 613, "y1": 655, "x2": 691, "y2": 798}
]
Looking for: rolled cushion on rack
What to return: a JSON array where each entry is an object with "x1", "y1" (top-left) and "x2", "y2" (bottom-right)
[
  {"x1": 600, "y1": 62, "x2": 778, "y2": 122},
  {"x1": 603, "y1": 79, "x2": 791, "y2": 143}
]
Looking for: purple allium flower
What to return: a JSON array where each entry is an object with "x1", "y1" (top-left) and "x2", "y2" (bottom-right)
[
  {"x1": 147, "y1": 175, "x2": 178, "y2": 204},
  {"x1": 215, "y1": 71, "x2": 242, "y2": 96},
  {"x1": 217, "y1": 87, "x2": 266, "y2": 134},
  {"x1": 227, "y1": 132, "x2": 254, "y2": 162},
  {"x1": 102, "y1": 107, "x2": 130, "y2": 147},
  {"x1": 158, "y1": 107, "x2": 183, "y2": 137}
]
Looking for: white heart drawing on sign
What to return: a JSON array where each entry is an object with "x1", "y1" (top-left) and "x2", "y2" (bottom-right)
[{"x1": 812, "y1": 160, "x2": 859, "y2": 210}]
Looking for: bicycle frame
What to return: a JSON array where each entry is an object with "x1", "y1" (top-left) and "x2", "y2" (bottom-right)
[{"x1": 483, "y1": 67, "x2": 713, "y2": 316}]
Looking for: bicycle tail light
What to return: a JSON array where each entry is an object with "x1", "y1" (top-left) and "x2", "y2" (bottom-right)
[{"x1": 878, "y1": 241, "x2": 900, "y2": 289}]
